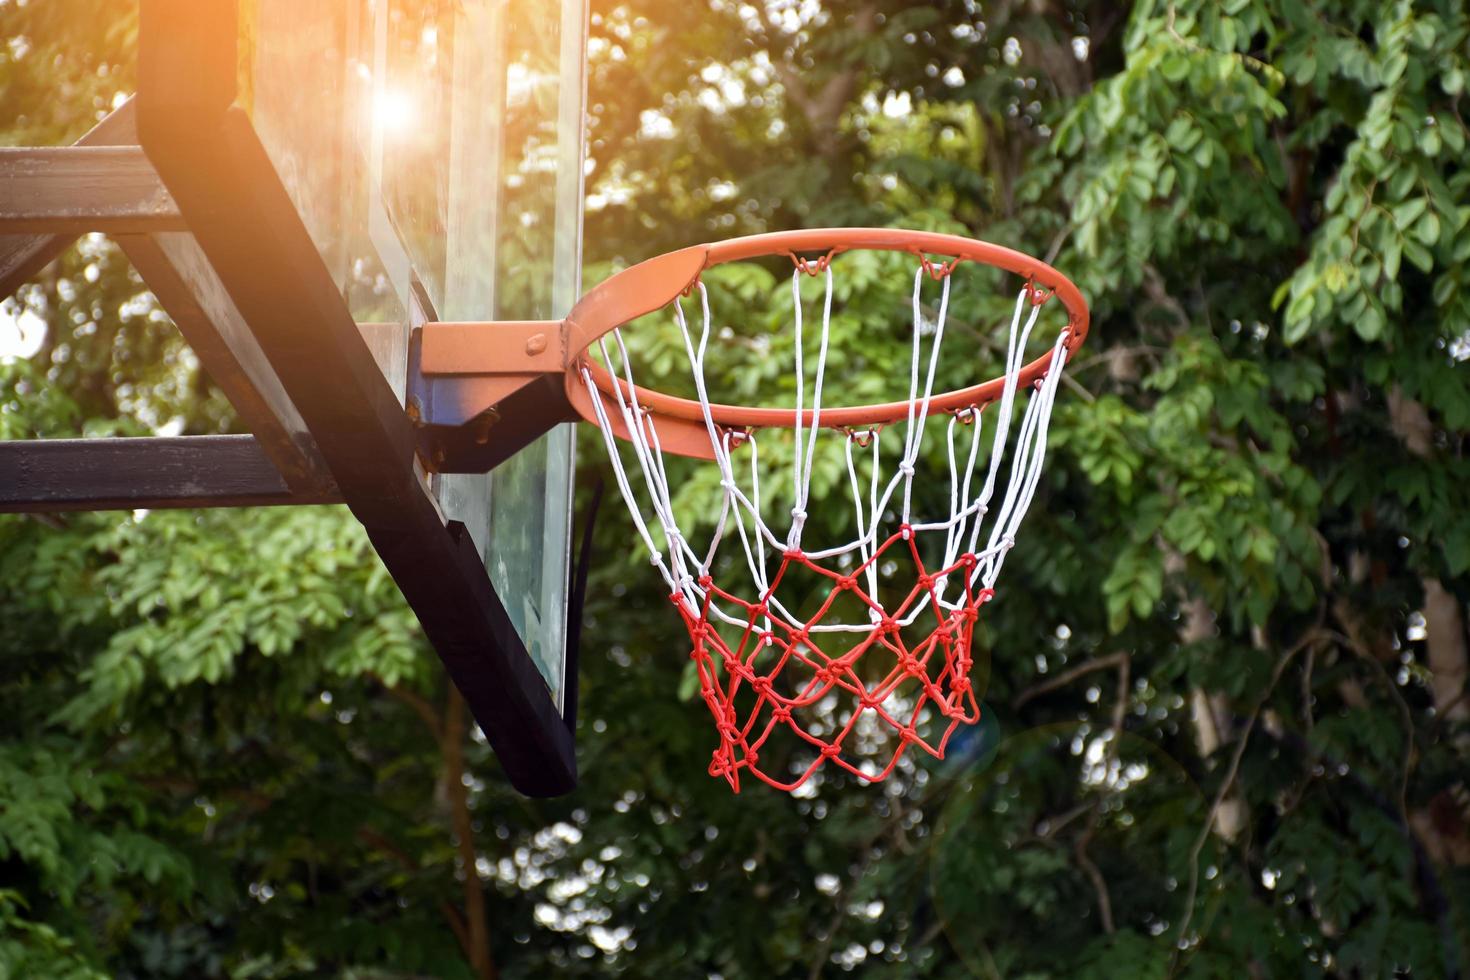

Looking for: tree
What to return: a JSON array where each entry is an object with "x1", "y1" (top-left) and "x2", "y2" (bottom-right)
[{"x1": 2, "y1": 0, "x2": 1469, "y2": 977}]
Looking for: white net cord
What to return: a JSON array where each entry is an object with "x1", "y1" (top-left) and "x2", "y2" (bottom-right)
[{"x1": 578, "y1": 256, "x2": 1071, "y2": 635}]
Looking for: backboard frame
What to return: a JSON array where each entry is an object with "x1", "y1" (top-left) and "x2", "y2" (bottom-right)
[{"x1": 135, "y1": 0, "x2": 577, "y2": 796}]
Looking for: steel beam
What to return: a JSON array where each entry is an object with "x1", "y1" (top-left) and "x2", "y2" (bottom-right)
[
  {"x1": 0, "y1": 146, "x2": 185, "y2": 234},
  {"x1": 0, "y1": 99, "x2": 141, "y2": 299},
  {"x1": 117, "y1": 233, "x2": 339, "y2": 497},
  {"x1": 0, "y1": 435, "x2": 340, "y2": 513}
]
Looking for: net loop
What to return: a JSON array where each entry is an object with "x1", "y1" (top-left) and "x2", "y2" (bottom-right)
[
  {"x1": 787, "y1": 249, "x2": 838, "y2": 276},
  {"x1": 1026, "y1": 276, "x2": 1056, "y2": 307},
  {"x1": 915, "y1": 251, "x2": 962, "y2": 281},
  {"x1": 581, "y1": 244, "x2": 1074, "y2": 793}
]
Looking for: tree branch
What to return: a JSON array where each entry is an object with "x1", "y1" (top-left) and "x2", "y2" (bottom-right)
[
  {"x1": 748, "y1": 3, "x2": 815, "y2": 119},
  {"x1": 1142, "y1": 263, "x2": 1190, "y2": 330},
  {"x1": 376, "y1": 677, "x2": 444, "y2": 743},
  {"x1": 1074, "y1": 808, "x2": 1116, "y2": 934},
  {"x1": 357, "y1": 825, "x2": 473, "y2": 958},
  {"x1": 1060, "y1": 372, "x2": 1098, "y2": 404},
  {"x1": 1013, "y1": 651, "x2": 1129, "y2": 710},
  {"x1": 1082, "y1": 651, "x2": 1131, "y2": 932},
  {"x1": 1326, "y1": 626, "x2": 1417, "y2": 824},
  {"x1": 1015, "y1": 646, "x2": 1129, "y2": 935},
  {"x1": 750, "y1": 3, "x2": 877, "y2": 158},
  {"x1": 443, "y1": 688, "x2": 496, "y2": 980},
  {"x1": 1169, "y1": 627, "x2": 1323, "y2": 974}
]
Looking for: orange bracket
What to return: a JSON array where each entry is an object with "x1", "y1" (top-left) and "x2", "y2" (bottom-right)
[
  {"x1": 418, "y1": 320, "x2": 564, "y2": 376},
  {"x1": 409, "y1": 245, "x2": 717, "y2": 467}
]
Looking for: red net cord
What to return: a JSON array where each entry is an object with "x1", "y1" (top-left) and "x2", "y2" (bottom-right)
[{"x1": 674, "y1": 525, "x2": 993, "y2": 793}]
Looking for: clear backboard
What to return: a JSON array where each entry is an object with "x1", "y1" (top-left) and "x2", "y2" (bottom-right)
[{"x1": 235, "y1": 0, "x2": 585, "y2": 711}]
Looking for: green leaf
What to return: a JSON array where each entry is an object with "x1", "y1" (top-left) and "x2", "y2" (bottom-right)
[
  {"x1": 1415, "y1": 210, "x2": 1440, "y2": 246},
  {"x1": 1383, "y1": 235, "x2": 1403, "y2": 280},
  {"x1": 1392, "y1": 197, "x2": 1428, "y2": 230},
  {"x1": 1161, "y1": 53, "x2": 1192, "y2": 82},
  {"x1": 1354, "y1": 305, "x2": 1386, "y2": 341},
  {"x1": 1403, "y1": 238, "x2": 1434, "y2": 272},
  {"x1": 1283, "y1": 290, "x2": 1316, "y2": 343}
]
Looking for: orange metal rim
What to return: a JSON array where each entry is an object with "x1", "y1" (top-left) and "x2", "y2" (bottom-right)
[{"x1": 566, "y1": 227, "x2": 1090, "y2": 439}]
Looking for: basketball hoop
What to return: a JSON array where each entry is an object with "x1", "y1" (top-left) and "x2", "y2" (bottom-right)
[{"x1": 566, "y1": 228, "x2": 1089, "y2": 793}]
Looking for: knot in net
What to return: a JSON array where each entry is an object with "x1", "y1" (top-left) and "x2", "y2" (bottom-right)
[{"x1": 581, "y1": 248, "x2": 1072, "y2": 793}]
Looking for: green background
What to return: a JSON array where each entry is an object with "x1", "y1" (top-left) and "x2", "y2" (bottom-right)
[{"x1": 2, "y1": 0, "x2": 1469, "y2": 976}]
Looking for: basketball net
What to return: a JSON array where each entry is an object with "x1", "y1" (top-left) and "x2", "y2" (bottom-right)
[{"x1": 579, "y1": 253, "x2": 1070, "y2": 792}]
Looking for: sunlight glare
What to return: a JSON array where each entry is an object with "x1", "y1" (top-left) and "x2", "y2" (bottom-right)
[
  {"x1": 374, "y1": 87, "x2": 415, "y2": 137},
  {"x1": 0, "y1": 306, "x2": 45, "y2": 360}
]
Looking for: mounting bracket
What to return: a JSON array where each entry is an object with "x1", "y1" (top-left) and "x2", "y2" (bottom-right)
[{"x1": 408, "y1": 319, "x2": 577, "y2": 474}]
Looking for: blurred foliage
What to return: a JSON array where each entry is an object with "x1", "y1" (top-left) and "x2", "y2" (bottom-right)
[{"x1": 3, "y1": 0, "x2": 1470, "y2": 978}]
